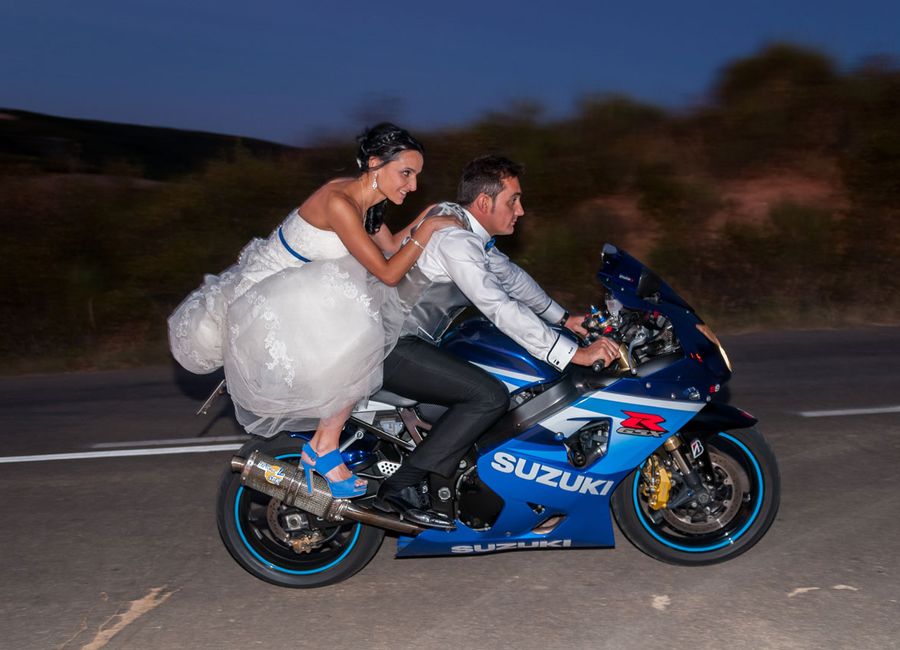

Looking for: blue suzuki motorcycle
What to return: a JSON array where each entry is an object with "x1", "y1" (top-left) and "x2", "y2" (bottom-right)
[{"x1": 217, "y1": 244, "x2": 780, "y2": 588}]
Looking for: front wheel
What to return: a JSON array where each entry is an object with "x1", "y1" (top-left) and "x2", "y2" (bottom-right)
[
  {"x1": 216, "y1": 435, "x2": 385, "y2": 588},
  {"x1": 612, "y1": 428, "x2": 780, "y2": 565}
]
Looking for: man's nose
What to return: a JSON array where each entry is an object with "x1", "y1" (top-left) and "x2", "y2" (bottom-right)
[{"x1": 516, "y1": 202, "x2": 525, "y2": 217}]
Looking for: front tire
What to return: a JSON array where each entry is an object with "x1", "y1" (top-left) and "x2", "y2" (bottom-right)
[
  {"x1": 216, "y1": 435, "x2": 385, "y2": 588},
  {"x1": 612, "y1": 428, "x2": 780, "y2": 565}
]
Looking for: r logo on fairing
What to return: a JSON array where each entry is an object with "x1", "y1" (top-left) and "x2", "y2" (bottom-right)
[
  {"x1": 490, "y1": 452, "x2": 613, "y2": 496},
  {"x1": 617, "y1": 411, "x2": 668, "y2": 437}
]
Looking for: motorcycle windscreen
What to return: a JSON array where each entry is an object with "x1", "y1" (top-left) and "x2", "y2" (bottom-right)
[{"x1": 597, "y1": 244, "x2": 694, "y2": 312}]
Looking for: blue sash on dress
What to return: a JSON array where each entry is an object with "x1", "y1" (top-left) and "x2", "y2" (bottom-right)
[{"x1": 278, "y1": 226, "x2": 312, "y2": 263}]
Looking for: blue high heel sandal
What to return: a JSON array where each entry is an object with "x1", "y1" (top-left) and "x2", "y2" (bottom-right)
[
  {"x1": 300, "y1": 443, "x2": 318, "y2": 493},
  {"x1": 302, "y1": 446, "x2": 367, "y2": 499}
]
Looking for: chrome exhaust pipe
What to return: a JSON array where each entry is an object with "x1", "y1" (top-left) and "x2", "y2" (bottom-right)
[
  {"x1": 231, "y1": 451, "x2": 424, "y2": 535},
  {"x1": 332, "y1": 501, "x2": 424, "y2": 536},
  {"x1": 231, "y1": 450, "x2": 334, "y2": 518}
]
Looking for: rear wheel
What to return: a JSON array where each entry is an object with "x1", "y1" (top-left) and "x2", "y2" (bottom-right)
[
  {"x1": 612, "y1": 428, "x2": 779, "y2": 565},
  {"x1": 216, "y1": 435, "x2": 384, "y2": 588}
]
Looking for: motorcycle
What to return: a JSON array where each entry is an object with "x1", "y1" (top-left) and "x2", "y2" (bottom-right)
[{"x1": 216, "y1": 243, "x2": 780, "y2": 588}]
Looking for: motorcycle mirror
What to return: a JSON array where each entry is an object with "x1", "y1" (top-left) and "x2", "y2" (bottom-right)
[
  {"x1": 600, "y1": 243, "x2": 618, "y2": 267},
  {"x1": 637, "y1": 269, "x2": 661, "y2": 299}
]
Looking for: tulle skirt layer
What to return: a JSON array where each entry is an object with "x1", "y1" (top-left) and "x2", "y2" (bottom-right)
[
  {"x1": 167, "y1": 236, "x2": 293, "y2": 375},
  {"x1": 223, "y1": 255, "x2": 400, "y2": 436}
]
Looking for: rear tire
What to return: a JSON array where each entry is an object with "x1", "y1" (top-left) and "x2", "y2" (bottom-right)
[
  {"x1": 612, "y1": 428, "x2": 779, "y2": 565},
  {"x1": 216, "y1": 435, "x2": 385, "y2": 587}
]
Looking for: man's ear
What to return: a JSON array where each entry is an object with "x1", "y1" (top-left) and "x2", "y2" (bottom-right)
[{"x1": 474, "y1": 193, "x2": 492, "y2": 214}]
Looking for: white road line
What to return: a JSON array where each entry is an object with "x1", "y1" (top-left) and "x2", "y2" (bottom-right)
[
  {"x1": 798, "y1": 405, "x2": 900, "y2": 418},
  {"x1": 0, "y1": 443, "x2": 242, "y2": 464},
  {"x1": 91, "y1": 435, "x2": 247, "y2": 449}
]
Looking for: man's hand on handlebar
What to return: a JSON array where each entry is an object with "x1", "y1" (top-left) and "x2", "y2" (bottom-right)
[
  {"x1": 563, "y1": 313, "x2": 589, "y2": 337},
  {"x1": 571, "y1": 336, "x2": 620, "y2": 370}
]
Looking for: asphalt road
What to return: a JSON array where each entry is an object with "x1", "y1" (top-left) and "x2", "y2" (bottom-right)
[{"x1": 1, "y1": 327, "x2": 899, "y2": 650}]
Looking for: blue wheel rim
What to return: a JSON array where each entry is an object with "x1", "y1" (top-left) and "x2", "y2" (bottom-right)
[
  {"x1": 233, "y1": 452, "x2": 361, "y2": 575},
  {"x1": 633, "y1": 432, "x2": 764, "y2": 553}
]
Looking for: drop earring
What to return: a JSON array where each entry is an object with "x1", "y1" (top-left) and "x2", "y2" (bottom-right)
[{"x1": 372, "y1": 173, "x2": 378, "y2": 190}]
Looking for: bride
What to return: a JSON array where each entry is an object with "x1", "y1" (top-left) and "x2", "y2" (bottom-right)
[{"x1": 168, "y1": 124, "x2": 460, "y2": 498}]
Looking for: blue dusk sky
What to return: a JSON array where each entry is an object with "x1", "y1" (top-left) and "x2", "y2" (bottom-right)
[{"x1": 2, "y1": 1, "x2": 899, "y2": 145}]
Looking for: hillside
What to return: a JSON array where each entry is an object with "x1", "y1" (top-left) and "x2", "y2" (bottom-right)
[
  {"x1": 0, "y1": 108, "x2": 298, "y2": 179},
  {"x1": 1, "y1": 43, "x2": 899, "y2": 371}
]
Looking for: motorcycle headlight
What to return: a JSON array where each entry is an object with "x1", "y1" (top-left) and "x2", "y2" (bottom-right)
[{"x1": 696, "y1": 323, "x2": 733, "y2": 373}]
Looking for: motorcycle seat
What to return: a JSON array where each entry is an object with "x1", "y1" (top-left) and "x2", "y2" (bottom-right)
[{"x1": 369, "y1": 389, "x2": 418, "y2": 408}]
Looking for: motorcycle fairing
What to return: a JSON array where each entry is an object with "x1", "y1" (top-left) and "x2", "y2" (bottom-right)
[
  {"x1": 468, "y1": 360, "x2": 547, "y2": 392},
  {"x1": 597, "y1": 245, "x2": 732, "y2": 388},
  {"x1": 395, "y1": 390, "x2": 702, "y2": 557}
]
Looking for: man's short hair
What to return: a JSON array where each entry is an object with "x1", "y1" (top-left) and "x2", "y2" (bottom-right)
[{"x1": 456, "y1": 155, "x2": 525, "y2": 206}]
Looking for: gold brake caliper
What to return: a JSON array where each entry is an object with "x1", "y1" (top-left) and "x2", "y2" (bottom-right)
[
  {"x1": 289, "y1": 531, "x2": 325, "y2": 554},
  {"x1": 640, "y1": 454, "x2": 672, "y2": 510}
]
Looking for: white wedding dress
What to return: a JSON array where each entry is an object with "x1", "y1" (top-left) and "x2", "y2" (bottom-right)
[{"x1": 168, "y1": 209, "x2": 396, "y2": 436}]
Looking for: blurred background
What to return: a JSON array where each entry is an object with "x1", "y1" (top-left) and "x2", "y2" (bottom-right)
[{"x1": 2, "y1": 1, "x2": 899, "y2": 372}]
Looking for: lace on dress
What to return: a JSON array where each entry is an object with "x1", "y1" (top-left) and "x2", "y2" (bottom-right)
[{"x1": 168, "y1": 209, "x2": 403, "y2": 437}]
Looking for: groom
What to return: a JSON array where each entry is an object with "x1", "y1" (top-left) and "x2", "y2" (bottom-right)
[{"x1": 375, "y1": 155, "x2": 620, "y2": 528}]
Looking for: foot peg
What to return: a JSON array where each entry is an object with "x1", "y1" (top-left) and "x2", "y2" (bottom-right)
[{"x1": 375, "y1": 484, "x2": 456, "y2": 531}]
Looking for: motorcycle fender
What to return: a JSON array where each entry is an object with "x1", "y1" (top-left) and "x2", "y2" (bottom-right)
[{"x1": 679, "y1": 401, "x2": 758, "y2": 437}]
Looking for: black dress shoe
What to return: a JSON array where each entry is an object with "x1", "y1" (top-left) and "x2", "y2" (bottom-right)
[{"x1": 375, "y1": 483, "x2": 456, "y2": 531}]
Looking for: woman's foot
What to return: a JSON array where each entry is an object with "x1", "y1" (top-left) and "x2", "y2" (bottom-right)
[
  {"x1": 319, "y1": 455, "x2": 365, "y2": 488},
  {"x1": 308, "y1": 445, "x2": 366, "y2": 493},
  {"x1": 301, "y1": 442, "x2": 318, "y2": 468}
]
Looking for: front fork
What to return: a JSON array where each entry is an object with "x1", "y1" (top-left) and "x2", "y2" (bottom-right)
[{"x1": 658, "y1": 435, "x2": 712, "y2": 510}]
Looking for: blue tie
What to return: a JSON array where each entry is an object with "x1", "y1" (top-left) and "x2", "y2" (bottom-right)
[{"x1": 484, "y1": 237, "x2": 496, "y2": 251}]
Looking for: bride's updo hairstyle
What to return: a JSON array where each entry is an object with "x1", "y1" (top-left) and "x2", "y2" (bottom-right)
[{"x1": 356, "y1": 123, "x2": 424, "y2": 233}]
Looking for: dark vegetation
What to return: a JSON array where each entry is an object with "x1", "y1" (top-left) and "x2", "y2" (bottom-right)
[{"x1": 1, "y1": 44, "x2": 899, "y2": 372}]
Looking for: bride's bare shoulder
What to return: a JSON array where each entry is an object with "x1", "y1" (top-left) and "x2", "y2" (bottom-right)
[{"x1": 300, "y1": 179, "x2": 360, "y2": 228}]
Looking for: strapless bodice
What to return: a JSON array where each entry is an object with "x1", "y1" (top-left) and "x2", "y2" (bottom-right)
[{"x1": 279, "y1": 209, "x2": 349, "y2": 261}]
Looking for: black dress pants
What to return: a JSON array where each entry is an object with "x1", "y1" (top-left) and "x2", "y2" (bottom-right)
[{"x1": 382, "y1": 336, "x2": 509, "y2": 478}]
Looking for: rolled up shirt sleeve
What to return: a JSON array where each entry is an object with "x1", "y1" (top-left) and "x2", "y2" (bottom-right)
[{"x1": 436, "y1": 231, "x2": 577, "y2": 369}]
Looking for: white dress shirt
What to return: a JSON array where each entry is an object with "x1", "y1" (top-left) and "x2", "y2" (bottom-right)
[{"x1": 411, "y1": 204, "x2": 578, "y2": 370}]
